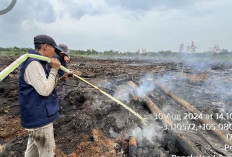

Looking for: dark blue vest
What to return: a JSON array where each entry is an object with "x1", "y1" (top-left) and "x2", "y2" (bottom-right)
[
  {"x1": 54, "y1": 54, "x2": 67, "y2": 77},
  {"x1": 18, "y1": 50, "x2": 60, "y2": 128}
]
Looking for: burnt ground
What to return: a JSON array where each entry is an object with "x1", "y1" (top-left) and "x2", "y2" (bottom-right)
[{"x1": 0, "y1": 55, "x2": 232, "y2": 156}]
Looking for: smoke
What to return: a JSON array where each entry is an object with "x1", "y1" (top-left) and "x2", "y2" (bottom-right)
[
  {"x1": 178, "y1": 53, "x2": 232, "y2": 72},
  {"x1": 91, "y1": 94, "x2": 104, "y2": 110},
  {"x1": 178, "y1": 53, "x2": 214, "y2": 72},
  {"x1": 113, "y1": 73, "x2": 155, "y2": 102},
  {"x1": 97, "y1": 79, "x2": 116, "y2": 89},
  {"x1": 134, "y1": 73, "x2": 155, "y2": 98},
  {"x1": 92, "y1": 79, "x2": 118, "y2": 110},
  {"x1": 113, "y1": 85, "x2": 132, "y2": 103},
  {"x1": 130, "y1": 121, "x2": 162, "y2": 145},
  {"x1": 91, "y1": 93, "x2": 114, "y2": 111},
  {"x1": 201, "y1": 75, "x2": 232, "y2": 113},
  {"x1": 156, "y1": 72, "x2": 183, "y2": 92},
  {"x1": 156, "y1": 67, "x2": 232, "y2": 115}
]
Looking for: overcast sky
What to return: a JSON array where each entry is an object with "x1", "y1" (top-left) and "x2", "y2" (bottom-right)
[{"x1": 0, "y1": 0, "x2": 231, "y2": 52}]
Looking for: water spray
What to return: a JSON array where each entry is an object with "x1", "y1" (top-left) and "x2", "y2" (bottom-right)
[{"x1": 0, "y1": 54, "x2": 144, "y2": 121}]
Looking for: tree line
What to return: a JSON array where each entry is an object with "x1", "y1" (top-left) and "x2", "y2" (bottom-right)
[{"x1": 0, "y1": 46, "x2": 232, "y2": 56}]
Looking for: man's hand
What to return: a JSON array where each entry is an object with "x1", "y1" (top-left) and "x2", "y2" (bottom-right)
[
  {"x1": 50, "y1": 58, "x2": 61, "y2": 70},
  {"x1": 61, "y1": 71, "x2": 73, "y2": 81}
]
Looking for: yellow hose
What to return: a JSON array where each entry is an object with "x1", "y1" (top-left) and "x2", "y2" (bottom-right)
[
  {"x1": 73, "y1": 74, "x2": 144, "y2": 121},
  {"x1": 0, "y1": 54, "x2": 144, "y2": 121}
]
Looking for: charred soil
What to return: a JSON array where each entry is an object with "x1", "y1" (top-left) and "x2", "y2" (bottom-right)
[{"x1": 0, "y1": 56, "x2": 232, "y2": 156}]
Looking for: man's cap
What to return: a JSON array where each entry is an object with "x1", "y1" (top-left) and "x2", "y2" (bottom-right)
[
  {"x1": 58, "y1": 44, "x2": 70, "y2": 58},
  {"x1": 34, "y1": 35, "x2": 63, "y2": 53}
]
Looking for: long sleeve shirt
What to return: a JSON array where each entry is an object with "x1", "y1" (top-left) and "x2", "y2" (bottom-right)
[{"x1": 24, "y1": 61, "x2": 58, "y2": 96}]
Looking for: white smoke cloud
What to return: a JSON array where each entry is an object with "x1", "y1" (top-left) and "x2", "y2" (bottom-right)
[
  {"x1": 134, "y1": 73, "x2": 155, "y2": 98},
  {"x1": 112, "y1": 73, "x2": 155, "y2": 102},
  {"x1": 130, "y1": 121, "x2": 162, "y2": 145},
  {"x1": 113, "y1": 85, "x2": 133, "y2": 103}
]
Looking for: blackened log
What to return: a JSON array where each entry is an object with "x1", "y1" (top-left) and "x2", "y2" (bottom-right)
[{"x1": 129, "y1": 136, "x2": 137, "y2": 157}]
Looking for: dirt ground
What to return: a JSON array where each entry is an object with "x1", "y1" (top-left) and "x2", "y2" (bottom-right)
[{"x1": 0, "y1": 55, "x2": 232, "y2": 156}]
